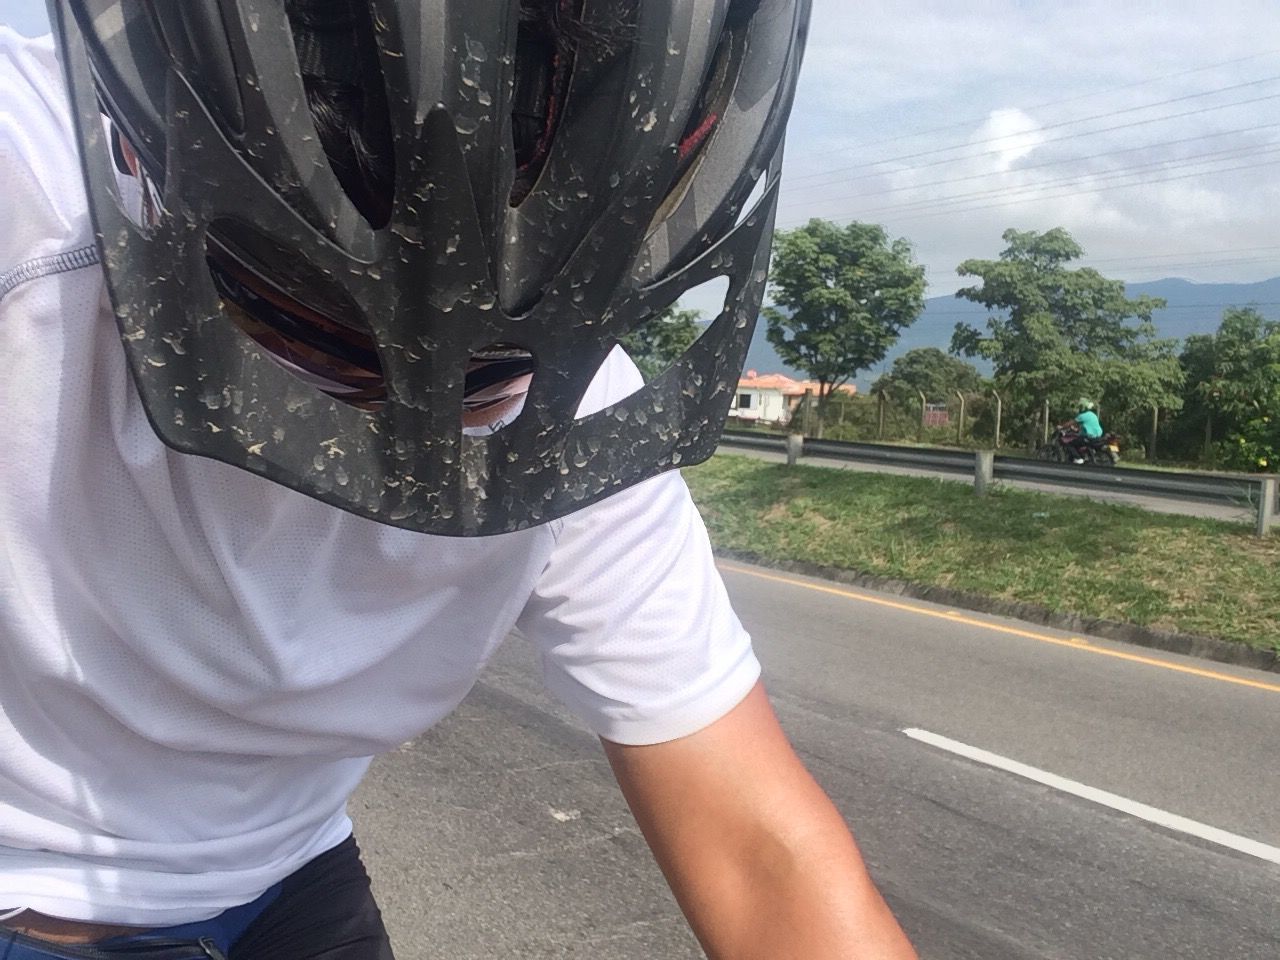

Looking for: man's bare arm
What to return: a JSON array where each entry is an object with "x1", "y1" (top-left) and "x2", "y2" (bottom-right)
[{"x1": 602, "y1": 682, "x2": 918, "y2": 960}]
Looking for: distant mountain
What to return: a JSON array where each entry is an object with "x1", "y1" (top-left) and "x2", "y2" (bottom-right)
[
  {"x1": 1125, "y1": 277, "x2": 1280, "y2": 342},
  {"x1": 738, "y1": 277, "x2": 1280, "y2": 390}
]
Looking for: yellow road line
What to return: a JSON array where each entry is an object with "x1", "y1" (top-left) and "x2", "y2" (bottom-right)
[{"x1": 717, "y1": 562, "x2": 1280, "y2": 695}]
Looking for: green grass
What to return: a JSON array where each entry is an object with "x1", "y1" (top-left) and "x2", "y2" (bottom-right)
[{"x1": 684, "y1": 453, "x2": 1280, "y2": 651}]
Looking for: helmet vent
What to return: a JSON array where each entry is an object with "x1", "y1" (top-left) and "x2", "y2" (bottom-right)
[
  {"x1": 463, "y1": 345, "x2": 535, "y2": 433},
  {"x1": 509, "y1": 0, "x2": 585, "y2": 206},
  {"x1": 649, "y1": 15, "x2": 745, "y2": 229},
  {"x1": 733, "y1": 171, "x2": 769, "y2": 229},
  {"x1": 206, "y1": 224, "x2": 386, "y2": 408},
  {"x1": 284, "y1": 0, "x2": 396, "y2": 228},
  {"x1": 613, "y1": 276, "x2": 729, "y2": 400}
]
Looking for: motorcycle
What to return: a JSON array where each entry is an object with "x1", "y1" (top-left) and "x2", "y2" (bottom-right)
[{"x1": 1037, "y1": 425, "x2": 1120, "y2": 466}]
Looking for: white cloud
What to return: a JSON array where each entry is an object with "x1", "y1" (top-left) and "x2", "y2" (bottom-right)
[{"x1": 976, "y1": 109, "x2": 1045, "y2": 170}]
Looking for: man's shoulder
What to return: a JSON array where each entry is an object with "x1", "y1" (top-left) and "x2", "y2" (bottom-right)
[
  {"x1": 0, "y1": 27, "x2": 58, "y2": 79},
  {"x1": 0, "y1": 29, "x2": 67, "y2": 157},
  {"x1": 0, "y1": 28, "x2": 92, "y2": 276},
  {"x1": 575, "y1": 346, "x2": 646, "y2": 418}
]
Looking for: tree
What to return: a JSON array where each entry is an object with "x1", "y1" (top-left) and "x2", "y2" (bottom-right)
[
  {"x1": 1162, "y1": 331, "x2": 1217, "y2": 461},
  {"x1": 1177, "y1": 308, "x2": 1280, "y2": 471},
  {"x1": 764, "y1": 219, "x2": 926, "y2": 425},
  {"x1": 950, "y1": 227, "x2": 1183, "y2": 444},
  {"x1": 873, "y1": 347, "x2": 983, "y2": 402},
  {"x1": 620, "y1": 306, "x2": 704, "y2": 381}
]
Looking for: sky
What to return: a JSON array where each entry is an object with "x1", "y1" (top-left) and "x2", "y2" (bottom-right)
[
  {"x1": 778, "y1": 0, "x2": 1280, "y2": 300},
  {"x1": 5, "y1": 0, "x2": 1279, "y2": 315}
]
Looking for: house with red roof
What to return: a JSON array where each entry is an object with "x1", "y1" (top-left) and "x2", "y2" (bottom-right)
[{"x1": 729, "y1": 371, "x2": 856, "y2": 426}]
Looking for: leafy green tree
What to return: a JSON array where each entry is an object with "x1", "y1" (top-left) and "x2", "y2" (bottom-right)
[
  {"x1": 1179, "y1": 308, "x2": 1280, "y2": 471},
  {"x1": 950, "y1": 227, "x2": 1182, "y2": 443},
  {"x1": 620, "y1": 306, "x2": 704, "y2": 381},
  {"x1": 1162, "y1": 332, "x2": 1217, "y2": 461},
  {"x1": 764, "y1": 219, "x2": 926, "y2": 424},
  {"x1": 873, "y1": 347, "x2": 984, "y2": 402}
]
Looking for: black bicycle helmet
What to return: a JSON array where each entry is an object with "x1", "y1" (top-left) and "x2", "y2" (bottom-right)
[{"x1": 49, "y1": 0, "x2": 811, "y2": 535}]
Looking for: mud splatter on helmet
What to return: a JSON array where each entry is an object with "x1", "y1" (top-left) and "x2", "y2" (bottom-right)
[{"x1": 49, "y1": 0, "x2": 811, "y2": 535}]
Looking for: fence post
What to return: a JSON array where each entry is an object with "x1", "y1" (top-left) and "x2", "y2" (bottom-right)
[
  {"x1": 1148, "y1": 405, "x2": 1159, "y2": 462},
  {"x1": 917, "y1": 390, "x2": 927, "y2": 443},
  {"x1": 992, "y1": 390, "x2": 1003, "y2": 449},
  {"x1": 1257, "y1": 476, "x2": 1277, "y2": 537},
  {"x1": 786, "y1": 433, "x2": 803, "y2": 467},
  {"x1": 1042, "y1": 399, "x2": 1050, "y2": 445},
  {"x1": 974, "y1": 450, "x2": 995, "y2": 497}
]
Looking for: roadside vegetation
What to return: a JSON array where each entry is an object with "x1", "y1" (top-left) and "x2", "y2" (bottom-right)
[
  {"x1": 728, "y1": 220, "x2": 1280, "y2": 473},
  {"x1": 684, "y1": 453, "x2": 1280, "y2": 651}
]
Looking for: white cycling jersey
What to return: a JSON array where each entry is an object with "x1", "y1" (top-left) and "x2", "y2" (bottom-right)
[{"x1": 0, "y1": 29, "x2": 759, "y2": 926}]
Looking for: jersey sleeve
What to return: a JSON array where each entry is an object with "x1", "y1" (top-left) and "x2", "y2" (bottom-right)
[
  {"x1": 514, "y1": 349, "x2": 760, "y2": 745},
  {"x1": 0, "y1": 29, "x2": 92, "y2": 278}
]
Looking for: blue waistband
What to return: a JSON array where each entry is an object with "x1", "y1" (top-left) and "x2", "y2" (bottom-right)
[
  {"x1": 0, "y1": 882, "x2": 282, "y2": 958},
  {"x1": 97, "y1": 881, "x2": 281, "y2": 955}
]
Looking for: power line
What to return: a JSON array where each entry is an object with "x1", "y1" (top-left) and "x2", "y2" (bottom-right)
[
  {"x1": 787, "y1": 90, "x2": 1280, "y2": 192},
  {"x1": 1080, "y1": 244, "x2": 1280, "y2": 265},
  {"x1": 788, "y1": 73, "x2": 1280, "y2": 182},
  {"x1": 786, "y1": 49, "x2": 1280, "y2": 161},
  {"x1": 886, "y1": 155, "x2": 1280, "y2": 223},
  {"x1": 917, "y1": 303, "x2": 1280, "y2": 318},
  {"x1": 785, "y1": 122, "x2": 1280, "y2": 205},
  {"x1": 779, "y1": 152, "x2": 1280, "y2": 229},
  {"x1": 788, "y1": 139, "x2": 1280, "y2": 219},
  {"x1": 844, "y1": 143, "x2": 1280, "y2": 220},
  {"x1": 1129, "y1": 262, "x2": 1280, "y2": 272},
  {"x1": 1121, "y1": 259, "x2": 1280, "y2": 273},
  {"x1": 929, "y1": 246, "x2": 1280, "y2": 281},
  {"x1": 784, "y1": 91, "x2": 1280, "y2": 192}
]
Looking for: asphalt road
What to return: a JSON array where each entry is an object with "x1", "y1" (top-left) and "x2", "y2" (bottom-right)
[
  {"x1": 352, "y1": 560, "x2": 1279, "y2": 959},
  {"x1": 718, "y1": 444, "x2": 1261, "y2": 524}
]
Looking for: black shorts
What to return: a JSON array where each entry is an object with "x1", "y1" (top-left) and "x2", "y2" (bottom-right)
[{"x1": 1, "y1": 835, "x2": 395, "y2": 960}]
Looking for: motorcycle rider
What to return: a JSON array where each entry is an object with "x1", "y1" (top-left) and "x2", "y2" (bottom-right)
[
  {"x1": 1066, "y1": 399, "x2": 1105, "y2": 464},
  {"x1": 0, "y1": 2, "x2": 920, "y2": 958}
]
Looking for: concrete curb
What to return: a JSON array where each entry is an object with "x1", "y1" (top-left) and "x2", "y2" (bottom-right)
[{"x1": 713, "y1": 548, "x2": 1280, "y2": 675}]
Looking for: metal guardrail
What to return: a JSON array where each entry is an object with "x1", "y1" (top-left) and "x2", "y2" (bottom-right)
[
  {"x1": 718, "y1": 429, "x2": 1279, "y2": 535},
  {"x1": 806, "y1": 438, "x2": 977, "y2": 476},
  {"x1": 722, "y1": 432, "x2": 979, "y2": 475},
  {"x1": 991, "y1": 457, "x2": 1260, "y2": 506}
]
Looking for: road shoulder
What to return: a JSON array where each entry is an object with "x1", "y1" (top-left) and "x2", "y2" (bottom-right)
[{"x1": 713, "y1": 546, "x2": 1280, "y2": 675}]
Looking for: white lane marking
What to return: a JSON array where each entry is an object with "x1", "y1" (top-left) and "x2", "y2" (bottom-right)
[{"x1": 903, "y1": 728, "x2": 1280, "y2": 865}]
